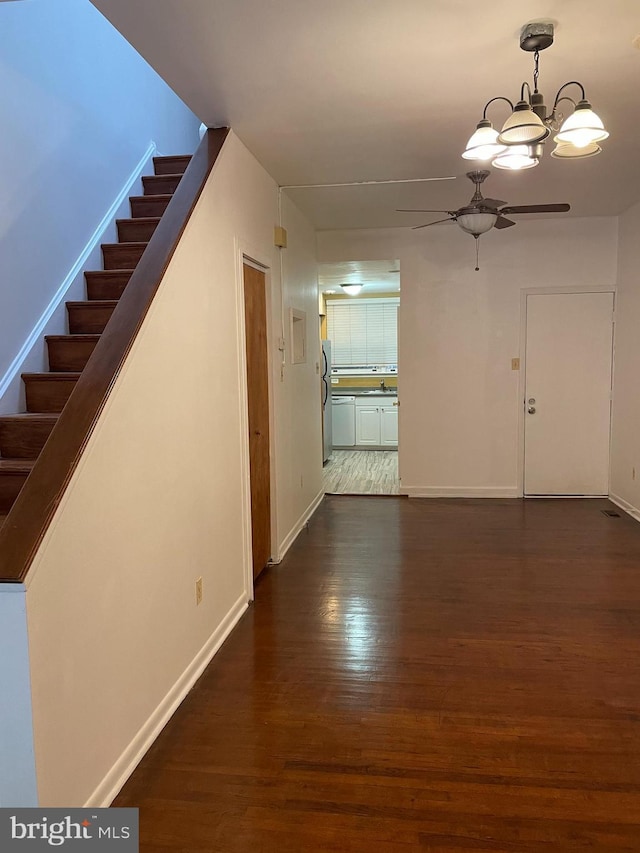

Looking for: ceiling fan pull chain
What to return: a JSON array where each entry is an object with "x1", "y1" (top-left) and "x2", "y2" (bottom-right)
[{"x1": 475, "y1": 236, "x2": 480, "y2": 271}]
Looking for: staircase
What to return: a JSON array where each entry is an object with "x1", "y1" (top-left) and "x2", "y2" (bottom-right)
[{"x1": 0, "y1": 154, "x2": 191, "y2": 531}]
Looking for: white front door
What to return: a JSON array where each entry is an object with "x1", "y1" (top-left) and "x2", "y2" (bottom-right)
[{"x1": 524, "y1": 291, "x2": 614, "y2": 496}]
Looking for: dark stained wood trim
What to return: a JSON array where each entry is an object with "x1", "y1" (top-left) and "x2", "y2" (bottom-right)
[{"x1": 0, "y1": 128, "x2": 229, "y2": 583}]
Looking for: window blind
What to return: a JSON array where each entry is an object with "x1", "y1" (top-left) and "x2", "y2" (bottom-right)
[{"x1": 326, "y1": 299, "x2": 399, "y2": 365}]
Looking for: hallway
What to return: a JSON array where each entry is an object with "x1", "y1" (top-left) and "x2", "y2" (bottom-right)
[{"x1": 116, "y1": 496, "x2": 640, "y2": 851}]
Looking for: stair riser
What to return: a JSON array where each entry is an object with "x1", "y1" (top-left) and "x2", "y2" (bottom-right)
[
  {"x1": 130, "y1": 196, "x2": 172, "y2": 218},
  {"x1": 153, "y1": 155, "x2": 191, "y2": 176},
  {"x1": 24, "y1": 378, "x2": 78, "y2": 413},
  {"x1": 142, "y1": 175, "x2": 181, "y2": 195},
  {"x1": 102, "y1": 244, "x2": 147, "y2": 270},
  {"x1": 85, "y1": 271, "x2": 132, "y2": 301},
  {"x1": 67, "y1": 306, "x2": 116, "y2": 335},
  {"x1": 0, "y1": 421, "x2": 56, "y2": 459},
  {"x1": 117, "y1": 219, "x2": 160, "y2": 243},
  {"x1": 0, "y1": 473, "x2": 28, "y2": 512},
  {"x1": 47, "y1": 339, "x2": 99, "y2": 371}
]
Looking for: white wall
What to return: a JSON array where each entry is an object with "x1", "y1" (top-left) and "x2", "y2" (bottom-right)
[
  {"x1": 0, "y1": 0, "x2": 200, "y2": 413},
  {"x1": 22, "y1": 132, "x2": 322, "y2": 806},
  {"x1": 274, "y1": 194, "x2": 324, "y2": 555},
  {"x1": 0, "y1": 587, "x2": 37, "y2": 807},
  {"x1": 318, "y1": 218, "x2": 618, "y2": 495},
  {"x1": 610, "y1": 200, "x2": 640, "y2": 518}
]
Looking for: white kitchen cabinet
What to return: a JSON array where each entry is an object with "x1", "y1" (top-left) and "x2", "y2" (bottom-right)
[
  {"x1": 356, "y1": 406, "x2": 381, "y2": 445},
  {"x1": 354, "y1": 397, "x2": 398, "y2": 447},
  {"x1": 380, "y1": 405, "x2": 398, "y2": 445}
]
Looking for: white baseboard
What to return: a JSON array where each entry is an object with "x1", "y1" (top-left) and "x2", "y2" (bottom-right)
[
  {"x1": 0, "y1": 141, "x2": 157, "y2": 402},
  {"x1": 84, "y1": 592, "x2": 248, "y2": 808},
  {"x1": 273, "y1": 489, "x2": 325, "y2": 563},
  {"x1": 401, "y1": 486, "x2": 520, "y2": 498},
  {"x1": 609, "y1": 493, "x2": 640, "y2": 523}
]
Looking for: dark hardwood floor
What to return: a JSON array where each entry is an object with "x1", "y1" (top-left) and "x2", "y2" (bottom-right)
[{"x1": 115, "y1": 496, "x2": 640, "y2": 851}]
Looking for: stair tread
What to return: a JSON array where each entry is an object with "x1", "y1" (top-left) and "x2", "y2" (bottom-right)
[
  {"x1": 66, "y1": 301, "x2": 118, "y2": 309},
  {"x1": 86, "y1": 269, "x2": 135, "y2": 277},
  {"x1": 129, "y1": 195, "x2": 172, "y2": 203},
  {"x1": 102, "y1": 242, "x2": 148, "y2": 250},
  {"x1": 22, "y1": 372, "x2": 82, "y2": 380},
  {"x1": 116, "y1": 216, "x2": 161, "y2": 225},
  {"x1": 0, "y1": 459, "x2": 36, "y2": 473},
  {"x1": 0, "y1": 413, "x2": 58, "y2": 422},
  {"x1": 45, "y1": 334, "x2": 101, "y2": 342},
  {"x1": 144, "y1": 173, "x2": 184, "y2": 179}
]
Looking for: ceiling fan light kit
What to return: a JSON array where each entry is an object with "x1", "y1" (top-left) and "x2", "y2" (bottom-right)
[{"x1": 462, "y1": 22, "x2": 609, "y2": 170}]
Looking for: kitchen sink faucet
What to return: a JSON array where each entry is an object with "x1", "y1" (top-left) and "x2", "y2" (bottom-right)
[{"x1": 380, "y1": 379, "x2": 388, "y2": 392}]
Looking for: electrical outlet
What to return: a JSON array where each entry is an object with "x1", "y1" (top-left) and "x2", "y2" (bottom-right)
[{"x1": 195, "y1": 577, "x2": 203, "y2": 606}]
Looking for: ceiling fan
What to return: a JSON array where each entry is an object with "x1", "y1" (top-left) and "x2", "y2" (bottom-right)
[{"x1": 397, "y1": 170, "x2": 570, "y2": 269}]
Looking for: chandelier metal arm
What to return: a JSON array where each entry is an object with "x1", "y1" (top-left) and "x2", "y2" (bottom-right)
[
  {"x1": 481, "y1": 96, "x2": 514, "y2": 121},
  {"x1": 551, "y1": 81, "x2": 587, "y2": 114},
  {"x1": 520, "y1": 81, "x2": 533, "y2": 103},
  {"x1": 546, "y1": 95, "x2": 576, "y2": 128}
]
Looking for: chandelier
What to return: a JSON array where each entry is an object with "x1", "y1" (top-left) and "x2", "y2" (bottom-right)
[{"x1": 462, "y1": 22, "x2": 609, "y2": 170}]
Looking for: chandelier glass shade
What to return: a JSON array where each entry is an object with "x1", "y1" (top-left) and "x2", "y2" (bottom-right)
[
  {"x1": 461, "y1": 23, "x2": 609, "y2": 171},
  {"x1": 554, "y1": 100, "x2": 609, "y2": 147},
  {"x1": 492, "y1": 144, "x2": 539, "y2": 171},
  {"x1": 462, "y1": 120, "x2": 506, "y2": 161},
  {"x1": 497, "y1": 102, "x2": 550, "y2": 145},
  {"x1": 550, "y1": 140, "x2": 602, "y2": 159}
]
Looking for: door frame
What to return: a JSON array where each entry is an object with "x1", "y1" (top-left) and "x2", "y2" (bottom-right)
[
  {"x1": 235, "y1": 242, "x2": 278, "y2": 600},
  {"x1": 517, "y1": 284, "x2": 616, "y2": 498}
]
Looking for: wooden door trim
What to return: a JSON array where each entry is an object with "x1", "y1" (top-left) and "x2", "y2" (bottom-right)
[
  {"x1": 517, "y1": 285, "x2": 616, "y2": 498},
  {"x1": 237, "y1": 249, "x2": 275, "y2": 598}
]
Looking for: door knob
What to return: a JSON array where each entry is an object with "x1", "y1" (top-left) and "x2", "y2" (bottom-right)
[{"x1": 527, "y1": 406, "x2": 536, "y2": 414}]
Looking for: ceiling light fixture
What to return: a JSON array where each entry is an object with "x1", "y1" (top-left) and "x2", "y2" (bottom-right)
[
  {"x1": 462, "y1": 22, "x2": 609, "y2": 170},
  {"x1": 341, "y1": 284, "x2": 363, "y2": 295}
]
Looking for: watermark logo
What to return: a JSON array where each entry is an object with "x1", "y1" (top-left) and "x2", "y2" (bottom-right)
[{"x1": 0, "y1": 809, "x2": 138, "y2": 850}]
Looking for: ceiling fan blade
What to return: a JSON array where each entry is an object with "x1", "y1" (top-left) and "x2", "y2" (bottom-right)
[
  {"x1": 411, "y1": 217, "x2": 455, "y2": 230},
  {"x1": 500, "y1": 203, "x2": 571, "y2": 214},
  {"x1": 479, "y1": 198, "x2": 507, "y2": 209},
  {"x1": 397, "y1": 208, "x2": 452, "y2": 214},
  {"x1": 494, "y1": 216, "x2": 516, "y2": 230}
]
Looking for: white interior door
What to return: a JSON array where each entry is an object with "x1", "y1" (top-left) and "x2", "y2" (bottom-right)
[{"x1": 524, "y1": 292, "x2": 614, "y2": 496}]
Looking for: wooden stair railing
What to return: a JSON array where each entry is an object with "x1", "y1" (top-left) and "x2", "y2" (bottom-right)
[{"x1": 0, "y1": 127, "x2": 229, "y2": 583}]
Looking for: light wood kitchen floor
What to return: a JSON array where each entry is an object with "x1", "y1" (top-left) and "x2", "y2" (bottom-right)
[{"x1": 323, "y1": 449, "x2": 399, "y2": 495}]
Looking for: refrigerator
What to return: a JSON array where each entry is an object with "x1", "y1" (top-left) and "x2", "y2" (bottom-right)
[{"x1": 321, "y1": 340, "x2": 333, "y2": 463}]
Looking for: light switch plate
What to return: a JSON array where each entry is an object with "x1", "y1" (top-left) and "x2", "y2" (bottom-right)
[{"x1": 511, "y1": 358, "x2": 520, "y2": 371}]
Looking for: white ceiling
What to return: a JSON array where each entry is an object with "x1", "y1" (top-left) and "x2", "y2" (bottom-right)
[
  {"x1": 91, "y1": 0, "x2": 640, "y2": 229},
  {"x1": 319, "y1": 260, "x2": 401, "y2": 294}
]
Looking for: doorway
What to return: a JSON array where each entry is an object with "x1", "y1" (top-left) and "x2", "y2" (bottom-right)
[
  {"x1": 523, "y1": 290, "x2": 614, "y2": 496},
  {"x1": 319, "y1": 259, "x2": 401, "y2": 496},
  {"x1": 243, "y1": 262, "x2": 271, "y2": 579}
]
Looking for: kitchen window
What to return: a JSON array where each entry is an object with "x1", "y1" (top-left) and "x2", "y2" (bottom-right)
[{"x1": 326, "y1": 298, "x2": 399, "y2": 366}]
